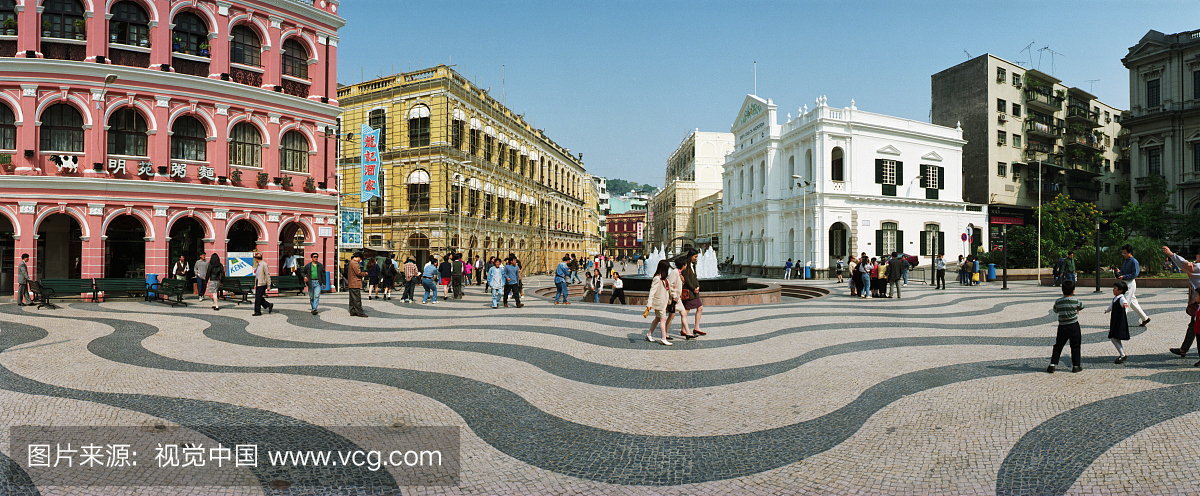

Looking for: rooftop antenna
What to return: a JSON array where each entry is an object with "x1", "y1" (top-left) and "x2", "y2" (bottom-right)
[
  {"x1": 1020, "y1": 41, "x2": 1035, "y2": 67},
  {"x1": 502, "y1": 64, "x2": 505, "y2": 107},
  {"x1": 1038, "y1": 46, "x2": 1064, "y2": 75},
  {"x1": 1085, "y1": 79, "x2": 1100, "y2": 93},
  {"x1": 964, "y1": 49, "x2": 971, "y2": 60},
  {"x1": 753, "y1": 61, "x2": 757, "y2": 95}
]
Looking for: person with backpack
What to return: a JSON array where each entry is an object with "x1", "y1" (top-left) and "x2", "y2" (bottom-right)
[{"x1": 379, "y1": 254, "x2": 398, "y2": 301}]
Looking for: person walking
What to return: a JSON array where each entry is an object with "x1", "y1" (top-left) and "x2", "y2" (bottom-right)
[
  {"x1": 451, "y1": 253, "x2": 464, "y2": 299},
  {"x1": 251, "y1": 252, "x2": 273, "y2": 316},
  {"x1": 1047, "y1": 280, "x2": 1085, "y2": 373},
  {"x1": 1164, "y1": 246, "x2": 1200, "y2": 361},
  {"x1": 637, "y1": 256, "x2": 645, "y2": 276},
  {"x1": 783, "y1": 259, "x2": 793, "y2": 280},
  {"x1": 194, "y1": 252, "x2": 208, "y2": 301},
  {"x1": 900, "y1": 253, "x2": 910, "y2": 286},
  {"x1": 676, "y1": 249, "x2": 702, "y2": 338},
  {"x1": 554, "y1": 256, "x2": 571, "y2": 304},
  {"x1": 588, "y1": 269, "x2": 603, "y2": 303},
  {"x1": 568, "y1": 256, "x2": 581, "y2": 284},
  {"x1": 365, "y1": 258, "x2": 379, "y2": 300},
  {"x1": 835, "y1": 258, "x2": 844, "y2": 284},
  {"x1": 421, "y1": 256, "x2": 439, "y2": 304},
  {"x1": 487, "y1": 258, "x2": 505, "y2": 308},
  {"x1": 1113, "y1": 244, "x2": 1151, "y2": 326},
  {"x1": 887, "y1": 252, "x2": 904, "y2": 298},
  {"x1": 402, "y1": 257, "x2": 418, "y2": 303},
  {"x1": 379, "y1": 254, "x2": 397, "y2": 301},
  {"x1": 206, "y1": 253, "x2": 225, "y2": 311},
  {"x1": 172, "y1": 255, "x2": 189, "y2": 283},
  {"x1": 16, "y1": 253, "x2": 31, "y2": 306},
  {"x1": 503, "y1": 257, "x2": 523, "y2": 308},
  {"x1": 473, "y1": 255, "x2": 484, "y2": 285},
  {"x1": 1105, "y1": 281, "x2": 1132, "y2": 364},
  {"x1": 347, "y1": 253, "x2": 367, "y2": 317},
  {"x1": 644, "y1": 260, "x2": 680, "y2": 346},
  {"x1": 934, "y1": 254, "x2": 947, "y2": 290},
  {"x1": 438, "y1": 256, "x2": 452, "y2": 296},
  {"x1": 609, "y1": 272, "x2": 627, "y2": 304},
  {"x1": 462, "y1": 256, "x2": 473, "y2": 292},
  {"x1": 302, "y1": 252, "x2": 325, "y2": 315}
]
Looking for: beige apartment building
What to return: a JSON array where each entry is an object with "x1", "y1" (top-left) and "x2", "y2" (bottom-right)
[{"x1": 647, "y1": 130, "x2": 732, "y2": 253}]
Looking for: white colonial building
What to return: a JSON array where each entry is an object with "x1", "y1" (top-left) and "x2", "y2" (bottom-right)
[{"x1": 722, "y1": 95, "x2": 989, "y2": 277}]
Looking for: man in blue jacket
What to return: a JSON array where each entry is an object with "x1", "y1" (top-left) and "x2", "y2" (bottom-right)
[
  {"x1": 554, "y1": 255, "x2": 571, "y2": 304},
  {"x1": 503, "y1": 257, "x2": 523, "y2": 308}
]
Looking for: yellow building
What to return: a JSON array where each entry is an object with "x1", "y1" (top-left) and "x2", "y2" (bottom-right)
[
  {"x1": 693, "y1": 191, "x2": 722, "y2": 252},
  {"x1": 336, "y1": 65, "x2": 598, "y2": 272}
]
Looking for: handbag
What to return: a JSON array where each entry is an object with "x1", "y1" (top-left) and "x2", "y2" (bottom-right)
[
  {"x1": 1187, "y1": 301, "x2": 1199, "y2": 317},
  {"x1": 972, "y1": 272, "x2": 980, "y2": 282},
  {"x1": 681, "y1": 288, "x2": 692, "y2": 300}
]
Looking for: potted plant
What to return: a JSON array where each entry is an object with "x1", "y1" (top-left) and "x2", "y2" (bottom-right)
[
  {"x1": 198, "y1": 42, "x2": 209, "y2": 57},
  {"x1": 172, "y1": 36, "x2": 181, "y2": 51},
  {"x1": 139, "y1": 37, "x2": 148, "y2": 47},
  {"x1": 42, "y1": 20, "x2": 50, "y2": 37},
  {"x1": 3, "y1": 17, "x2": 16, "y2": 36},
  {"x1": 73, "y1": 19, "x2": 85, "y2": 40}
]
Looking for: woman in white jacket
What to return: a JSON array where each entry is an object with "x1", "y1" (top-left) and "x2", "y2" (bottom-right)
[{"x1": 645, "y1": 260, "x2": 681, "y2": 345}]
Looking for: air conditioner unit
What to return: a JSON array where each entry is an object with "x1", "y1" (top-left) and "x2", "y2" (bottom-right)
[{"x1": 998, "y1": 113, "x2": 1008, "y2": 122}]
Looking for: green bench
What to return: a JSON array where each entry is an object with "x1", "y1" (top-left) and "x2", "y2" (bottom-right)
[
  {"x1": 274, "y1": 276, "x2": 307, "y2": 295},
  {"x1": 148, "y1": 278, "x2": 190, "y2": 307},
  {"x1": 33, "y1": 278, "x2": 95, "y2": 309},
  {"x1": 218, "y1": 277, "x2": 251, "y2": 304},
  {"x1": 94, "y1": 278, "x2": 149, "y2": 301}
]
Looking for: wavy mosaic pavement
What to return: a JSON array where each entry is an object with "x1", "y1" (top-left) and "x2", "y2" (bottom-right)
[{"x1": 3, "y1": 279, "x2": 1199, "y2": 494}]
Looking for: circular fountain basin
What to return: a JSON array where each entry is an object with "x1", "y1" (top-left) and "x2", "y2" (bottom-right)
[{"x1": 621, "y1": 274, "x2": 749, "y2": 292}]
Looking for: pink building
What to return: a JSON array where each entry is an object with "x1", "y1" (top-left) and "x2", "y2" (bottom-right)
[{"x1": 0, "y1": 0, "x2": 344, "y2": 295}]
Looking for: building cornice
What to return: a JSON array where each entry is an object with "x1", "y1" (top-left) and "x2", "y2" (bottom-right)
[
  {"x1": 256, "y1": 0, "x2": 346, "y2": 30},
  {"x1": 0, "y1": 60, "x2": 340, "y2": 123},
  {"x1": 0, "y1": 176, "x2": 338, "y2": 207}
]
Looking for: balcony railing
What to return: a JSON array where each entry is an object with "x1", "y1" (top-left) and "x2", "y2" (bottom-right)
[
  {"x1": 1065, "y1": 133, "x2": 1101, "y2": 150},
  {"x1": 1024, "y1": 89, "x2": 1063, "y2": 111},
  {"x1": 1024, "y1": 118, "x2": 1063, "y2": 138},
  {"x1": 41, "y1": 41, "x2": 85, "y2": 61},
  {"x1": 230, "y1": 67, "x2": 262, "y2": 88},
  {"x1": 1066, "y1": 105, "x2": 1100, "y2": 127},
  {"x1": 109, "y1": 47, "x2": 149, "y2": 69},
  {"x1": 172, "y1": 56, "x2": 209, "y2": 77},
  {"x1": 1026, "y1": 141, "x2": 1055, "y2": 154},
  {"x1": 281, "y1": 78, "x2": 310, "y2": 98}
]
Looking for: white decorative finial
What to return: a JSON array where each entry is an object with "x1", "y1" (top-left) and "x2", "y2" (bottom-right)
[
  {"x1": 803, "y1": 104, "x2": 808, "y2": 113},
  {"x1": 850, "y1": 99, "x2": 856, "y2": 110},
  {"x1": 787, "y1": 113, "x2": 791, "y2": 122},
  {"x1": 956, "y1": 121, "x2": 962, "y2": 130}
]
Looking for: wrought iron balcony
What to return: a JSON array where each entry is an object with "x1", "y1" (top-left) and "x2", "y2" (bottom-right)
[{"x1": 1024, "y1": 89, "x2": 1063, "y2": 112}]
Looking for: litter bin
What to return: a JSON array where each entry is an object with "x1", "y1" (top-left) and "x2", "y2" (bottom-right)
[
  {"x1": 987, "y1": 264, "x2": 996, "y2": 282},
  {"x1": 146, "y1": 273, "x2": 159, "y2": 298},
  {"x1": 321, "y1": 270, "x2": 333, "y2": 292},
  {"x1": 804, "y1": 266, "x2": 811, "y2": 279}
]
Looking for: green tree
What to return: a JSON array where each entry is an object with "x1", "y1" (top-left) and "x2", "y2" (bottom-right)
[
  {"x1": 1111, "y1": 174, "x2": 1173, "y2": 240},
  {"x1": 1038, "y1": 193, "x2": 1105, "y2": 265}
]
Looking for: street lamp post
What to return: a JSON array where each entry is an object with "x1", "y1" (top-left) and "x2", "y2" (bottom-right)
[
  {"x1": 1002, "y1": 223, "x2": 1008, "y2": 290},
  {"x1": 792, "y1": 175, "x2": 809, "y2": 280},
  {"x1": 1094, "y1": 216, "x2": 1101, "y2": 293}
]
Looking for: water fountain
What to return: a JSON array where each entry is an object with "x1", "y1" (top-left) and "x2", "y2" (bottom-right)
[{"x1": 619, "y1": 245, "x2": 767, "y2": 303}]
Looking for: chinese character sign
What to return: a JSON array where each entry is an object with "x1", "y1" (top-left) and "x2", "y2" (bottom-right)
[
  {"x1": 360, "y1": 124, "x2": 381, "y2": 202},
  {"x1": 636, "y1": 222, "x2": 644, "y2": 243}
]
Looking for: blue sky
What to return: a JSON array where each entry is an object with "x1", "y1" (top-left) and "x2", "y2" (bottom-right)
[{"x1": 336, "y1": 1, "x2": 1197, "y2": 188}]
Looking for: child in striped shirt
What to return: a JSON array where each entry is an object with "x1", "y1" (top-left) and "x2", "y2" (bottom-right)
[{"x1": 1048, "y1": 280, "x2": 1085, "y2": 373}]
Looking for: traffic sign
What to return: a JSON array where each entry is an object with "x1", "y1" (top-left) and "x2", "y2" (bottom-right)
[{"x1": 961, "y1": 233, "x2": 968, "y2": 242}]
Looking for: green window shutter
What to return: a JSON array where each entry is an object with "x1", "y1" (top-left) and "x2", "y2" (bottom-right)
[
  {"x1": 882, "y1": 184, "x2": 896, "y2": 196},
  {"x1": 937, "y1": 166, "x2": 945, "y2": 190},
  {"x1": 875, "y1": 159, "x2": 884, "y2": 184},
  {"x1": 926, "y1": 188, "x2": 939, "y2": 200},
  {"x1": 938, "y1": 231, "x2": 945, "y2": 255},
  {"x1": 896, "y1": 230, "x2": 904, "y2": 254},
  {"x1": 876, "y1": 230, "x2": 884, "y2": 257},
  {"x1": 920, "y1": 231, "x2": 928, "y2": 256},
  {"x1": 894, "y1": 161, "x2": 904, "y2": 185}
]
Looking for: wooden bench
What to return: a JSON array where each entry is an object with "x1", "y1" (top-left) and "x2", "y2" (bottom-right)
[
  {"x1": 34, "y1": 278, "x2": 95, "y2": 309},
  {"x1": 218, "y1": 277, "x2": 251, "y2": 304},
  {"x1": 94, "y1": 278, "x2": 149, "y2": 301},
  {"x1": 273, "y1": 276, "x2": 307, "y2": 295},
  {"x1": 148, "y1": 278, "x2": 190, "y2": 307}
]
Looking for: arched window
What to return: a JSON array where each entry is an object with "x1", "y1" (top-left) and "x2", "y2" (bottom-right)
[
  {"x1": 788, "y1": 155, "x2": 795, "y2": 189},
  {"x1": 40, "y1": 103, "x2": 84, "y2": 152},
  {"x1": 280, "y1": 130, "x2": 309, "y2": 173},
  {"x1": 408, "y1": 105, "x2": 430, "y2": 147},
  {"x1": 172, "y1": 12, "x2": 209, "y2": 56},
  {"x1": 107, "y1": 107, "x2": 149, "y2": 157},
  {"x1": 109, "y1": 1, "x2": 149, "y2": 46},
  {"x1": 368, "y1": 109, "x2": 386, "y2": 148},
  {"x1": 170, "y1": 115, "x2": 207, "y2": 161},
  {"x1": 831, "y1": 147, "x2": 844, "y2": 181},
  {"x1": 43, "y1": 0, "x2": 84, "y2": 39},
  {"x1": 229, "y1": 122, "x2": 262, "y2": 167},
  {"x1": 407, "y1": 169, "x2": 430, "y2": 212},
  {"x1": 281, "y1": 39, "x2": 308, "y2": 79},
  {"x1": 0, "y1": 104, "x2": 14, "y2": 150},
  {"x1": 230, "y1": 25, "x2": 261, "y2": 67}
]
